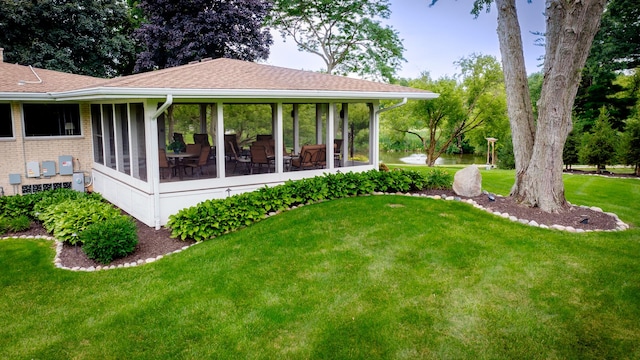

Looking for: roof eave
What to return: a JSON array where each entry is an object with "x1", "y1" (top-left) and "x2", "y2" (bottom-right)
[
  {"x1": 0, "y1": 92, "x2": 56, "y2": 101},
  {"x1": 50, "y1": 87, "x2": 439, "y2": 102}
]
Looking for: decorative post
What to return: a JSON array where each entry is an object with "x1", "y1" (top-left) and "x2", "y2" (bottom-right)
[{"x1": 486, "y1": 137, "x2": 498, "y2": 168}]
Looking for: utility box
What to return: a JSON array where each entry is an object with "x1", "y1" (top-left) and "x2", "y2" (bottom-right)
[
  {"x1": 42, "y1": 161, "x2": 56, "y2": 177},
  {"x1": 59, "y1": 155, "x2": 74, "y2": 175},
  {"x1": 72, "y1": 172, "x2": 85, "y2": 192},
  {"x1": 9, "y1": 174, "x2": 21, "y2": 185},
  {"x1": 26, "y1": 161, "x2": 40, "y2": 178}
]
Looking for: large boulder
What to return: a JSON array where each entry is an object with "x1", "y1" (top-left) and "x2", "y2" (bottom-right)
[{"x1": 453, "y1": 165, "x2": 482, "y2": 197}]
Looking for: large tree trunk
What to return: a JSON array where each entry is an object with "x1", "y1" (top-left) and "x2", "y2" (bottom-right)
[
  {"x1": 497, "y1": 0, "x2": 607, "y2": 212},
  {"x1": 495, "y1": 0, "x2": 536, "y2": 190}
]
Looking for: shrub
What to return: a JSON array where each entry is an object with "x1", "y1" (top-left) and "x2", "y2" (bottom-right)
[
  {"x1": 0, "y1": 193, "x2": 43, "y2": 219},
  {"x1": 33, "y1": 189, "x2": 102, "y2": 218},
  {"x1": 168, "y1": 169, "x2": 440, "y2": 242},
  {"x1": 81, "y1": 216, "x2": 138, "y2": 264},
  {"x1": 8, "y1": 215, "x2": 32, "y2": 232},
  {"x1": 424, "y1": 168, "x2": 452, "y2": 190},
  {"x1": 38, "y1": 197, "x2": 122, "y2": 244}
]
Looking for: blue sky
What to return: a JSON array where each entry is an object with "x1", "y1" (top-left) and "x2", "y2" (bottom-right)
[{"x1": 266, "y1": 0, "x2": 547, "y2": 79}]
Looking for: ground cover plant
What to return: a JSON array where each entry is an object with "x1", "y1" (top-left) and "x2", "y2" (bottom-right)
[
  {"x1": 1, "y1": 169, "x2": 639, "y2": 359},
  {"x1": 168, "y1": 168, "x2": 451, "y2": 241}
]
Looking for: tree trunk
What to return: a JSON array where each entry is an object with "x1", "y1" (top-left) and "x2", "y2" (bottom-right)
[{"x1": 497, "y1": 0, "x2": 607, "y2": 212}]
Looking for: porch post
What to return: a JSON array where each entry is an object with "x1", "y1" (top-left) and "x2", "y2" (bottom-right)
[
  {"x1": 315, "y1": 104, "x2": 323, "y2": 144},
  {"x1": 326, "y1": 103, "x2": 335, "y2": 169},
  {"x1": 341, "y1": 103, "x2": 349, "y2": 167},
  {"x1": 292, "y1": 104, "x2": 300, "y2": 154},
  {"x1": 199, "y1": 104, "x2": 207, "y2": 133},
  {"x1": 369, "y1": 102, "x2": 380, "y2": 166},
  {"x1": 274, "y1": 103, "x2": 284, "y2": 173},
  {"x1": 214, "y1": 102, "x2": 225, "y2": 178},
  {"x1": 145, "y1": 100, "x2": 162, "y2": 229}
]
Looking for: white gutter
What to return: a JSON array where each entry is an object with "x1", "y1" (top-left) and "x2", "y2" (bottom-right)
[{"x1": 49, "y1": 87, "x2": 439, "y2": 102}]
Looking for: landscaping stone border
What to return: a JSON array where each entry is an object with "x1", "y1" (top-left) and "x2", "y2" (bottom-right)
[{"x1": 2, "y1": 192, "x2": 628, "y2": 272}]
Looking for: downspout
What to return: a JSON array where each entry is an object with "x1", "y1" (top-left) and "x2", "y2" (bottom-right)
[
  {"x1": 375, "y1": 97, "x2": 408, "y2": 115},
  {"x1": 152, "y1": 95, "x2": 173, "y2": 229},
  {"x1": 153, "y1": 94, "x2": 173, "y2": 119},
  {"x1": 373, "y1": 98, "x2": 407, "y2": 166}
]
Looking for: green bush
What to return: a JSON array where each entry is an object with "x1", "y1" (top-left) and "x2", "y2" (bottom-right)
[
  {"x1": 8, "y1": 215, "x2": 32, "y2": 232},
  {"x1": 33, "y1": 189, "x2": 102, "y2": 218},
  {"x1": 424, "y1": 168, "x2": 452, "y2": 190},
  {"x1": 0, "y1": 193, "x2": 44, "y2": 219},
  {"x1": 38, "y1": 197, "x2": 122, "y2": 244},
  {"x1": 168, "y1": 169, "x2": 441, "y2": 242},
  {"x1": 81, "y1": 216, "x2": 138, "y2": 264}
]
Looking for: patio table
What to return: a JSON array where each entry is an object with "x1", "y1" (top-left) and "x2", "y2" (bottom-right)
[{"x1": 166, "y1": 152, "x2": 198, "y2": 180}]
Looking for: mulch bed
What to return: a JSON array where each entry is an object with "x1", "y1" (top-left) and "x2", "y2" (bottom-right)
[{"x1": 5, "y1": 180, "x2": 627, "y2": 269}]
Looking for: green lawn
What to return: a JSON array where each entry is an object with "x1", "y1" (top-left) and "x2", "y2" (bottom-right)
[{"x1": 1, "y1": 169, "x2": 640, "y2": 359}]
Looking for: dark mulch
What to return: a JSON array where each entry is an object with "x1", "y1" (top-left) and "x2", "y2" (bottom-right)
[
  {"x1": 7, "y1": 219, "x2": 195, "y2": 269},
  {"x1": 5, "y1": 189, "x2": 622, "y2": 269}
]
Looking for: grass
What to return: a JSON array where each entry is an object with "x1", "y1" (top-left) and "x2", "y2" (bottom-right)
[{"x1": 1, "y1": 169, "x2": 640, "y2": 359}]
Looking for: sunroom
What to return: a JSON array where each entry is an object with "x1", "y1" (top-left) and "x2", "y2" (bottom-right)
[{"x1": 56, "y1": 58, "x2": 437, "y2": 228}]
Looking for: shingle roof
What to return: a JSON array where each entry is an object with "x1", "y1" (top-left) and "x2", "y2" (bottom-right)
[
  {"x1": 96, "y1": 58, "x2": 431, "y2": 94},
  {"x1": 0, "y1": 62, "x2": 103, "y2": 94},
  {"x1": 1, "y1": 58, "x2": 436, "y2": 100}
]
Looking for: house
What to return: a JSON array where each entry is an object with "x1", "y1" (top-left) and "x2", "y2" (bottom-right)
[{"x1": 0, "y1": 49, "x2": 437, "y2": 228}]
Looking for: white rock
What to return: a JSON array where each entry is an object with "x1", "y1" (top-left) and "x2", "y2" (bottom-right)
[
  {"x1": 500, "y1": 213, "x2": 510, "y2": 218},
  {"x1": 445, "y1": 196, "x2": 455, "y2": 201},
  {"x1": 145, "y1": 258, "x2": 156, "y2": 263},
  {"x1": 452, "y1": 165, "x2": 482, "y2": 197},
  {"x1": 565, "y1": 226, "x2": 577, "y2": 233},
  {"x1": 590, "y1": 206, "x2": 603, "y2": 212},
  {"x1": 551, "y1": 225, "x2": 566, "y2": 231},
  {"x1": 529, "y1": 220, "x2": 539, "y2": 227},
  {"x1": 518, "y1": 219, "x2": 529, "y2": 225},
  {"x1": 540, "y1": 224, "x2": 549, "y2": 229},
  {"x1": 576, "y1": 229, "x2": 585, "y2": 233},
  {"x1": 509, "y1": 216, "x2": 518, "y2": 222}
]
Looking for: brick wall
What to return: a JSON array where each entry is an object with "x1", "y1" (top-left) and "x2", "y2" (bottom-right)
[{"x1": 0, "y1": 102, "x2": 94, "y2": 195}]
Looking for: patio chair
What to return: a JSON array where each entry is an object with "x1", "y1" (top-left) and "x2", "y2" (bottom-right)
[
  {"x1": 250, "y1": 144, "x2": 271, "y2": 173},
  {"x1": 158, "y1": 148, "x2": 175, "y2": 179},
  {"x1": 185, "y1": 143, "x2": 201, "y2": 156},
  {"x1": 291, "y1": 144, "x2": 326, "y2": 170},
  {"x1": 193, "y1": 133, "x2": 210, "y2": 147},
  {"x1": 186, "y1": 146, "x2": 211, "y2": 177},
  {"x1": 229, "y1": 141, "x2": 251, "y2": 173},
  {"x1": 334, "y1": 139, "x2": 343, "y2": 166}
]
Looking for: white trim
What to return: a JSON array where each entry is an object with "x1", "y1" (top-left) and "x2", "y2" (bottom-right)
[{"x1": 47, "y1": 88, "x2": 439, "y2": 101}]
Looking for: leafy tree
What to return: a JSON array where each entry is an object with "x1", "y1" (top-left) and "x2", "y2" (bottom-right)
[
  {"x1": 579, "y1": 108, "x2": 618, "y2": 173},
  {"x1": 588, "y1": 0, "x2": 640, "y2": 75},
  {"x1": 528, "y1": 72, "x2": 543, "y2": 119},
  {"x1": 438, "y1": 0, "x2": 607, "y2": 212},
  {"x1": 574, "y1": 0, "x2": 640, "y2": 134},
  {"x1": 562, "y1": 130, "x2": 580, "y2": 170},
  {"x1": 384, "y1": 54, "x2": 505, "y2": 166},
  {"x1": 620, "y1": 116, "x2": 640, "y2": 176},
  {"x1": 0, "y1": 0, "x2": 136, "y2": 77},
  {"x1": 497, "y1": 135, "x2": 515, "y2": 169},
  {"x1": 268, "y1": 0, "x2": 405, "y2": 82},
  {"x1": 135, "y1": 0, "x2": 273, "y2": 72}
]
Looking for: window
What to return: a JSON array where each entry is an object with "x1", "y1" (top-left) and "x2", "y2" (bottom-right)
[
  {"x1": 92, "y1": 103, "x2": 147, "y2": 181},
  {"x1": 23, "y1": 103, "x2": 81, "y2": 136},
  {"x1": 0, "y1": 103, "x2": 13, "y2": 137}
]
